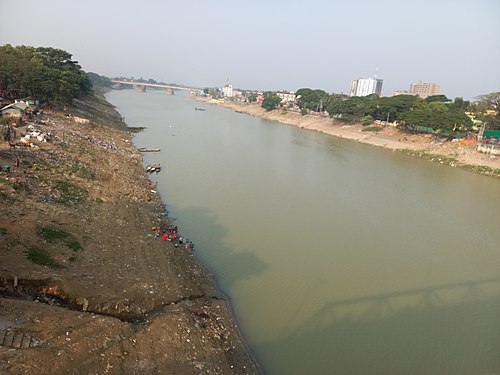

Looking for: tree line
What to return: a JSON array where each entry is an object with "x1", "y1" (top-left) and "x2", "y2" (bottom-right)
[
  {"x1": 0, "y1": 44, "x2": 91, "y2": 105},
  {"x1": 262, "y1": 87, "x2": 500, "y2": 134}
]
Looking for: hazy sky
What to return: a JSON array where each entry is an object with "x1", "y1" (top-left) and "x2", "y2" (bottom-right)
[{"x1": 1, "y1": 0, "x2": 499, "y2": 99}]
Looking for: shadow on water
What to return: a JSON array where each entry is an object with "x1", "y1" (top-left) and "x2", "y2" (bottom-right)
[
  {"x1": 258, "y1": 277, "x2": 500, "y2": 375},
  {"x1": 171, "y1": 206, "x2": 268, "y2": 293}
]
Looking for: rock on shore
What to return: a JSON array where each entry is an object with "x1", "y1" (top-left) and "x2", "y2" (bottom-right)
[{"x1": 0, "y1": 92, "x2": 260, "y2": 374}]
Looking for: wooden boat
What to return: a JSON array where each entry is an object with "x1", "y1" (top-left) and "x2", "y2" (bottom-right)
[{"x1": 146, "y1": 164, "x2": 161, "y2": 173}]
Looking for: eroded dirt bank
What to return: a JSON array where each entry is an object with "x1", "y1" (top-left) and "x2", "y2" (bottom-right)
[{"x1": 0, "y1": 92, "x2": 260, "y2": 374}]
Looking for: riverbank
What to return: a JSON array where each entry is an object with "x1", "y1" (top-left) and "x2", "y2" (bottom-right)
[
  {"x1": 0, "y1": 91, "x2": 260, "y2": 374},
  {"x1": 196, "y1": 97, "x2": 500, "y2": 177}
]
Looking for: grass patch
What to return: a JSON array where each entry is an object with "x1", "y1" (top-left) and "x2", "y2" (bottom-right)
[
  {"x1": 37, "y1": 225, "x2": 82, "y2": 251},
  {"x1": 402, "y1": 150, "x2": 458, "y2": 165},
  {"x1": 0, "y1": 227, "x2": 7, "y2": 235},
  {"x1": 362, "y1": 126, "x2": 383, "y2": 132},
  {"x1": 401, "y1": 150, "x2": 500, "y2": 177},
  {"x1": 54, "y1": 180, "x2": 88, "y2": 205},
  {"x1": 26, "y1": 246, "x2": 61, "y2": 268},
  {"x1": 128, "y1": 126, "x2": 146, "y2": 133},
  {"x1": 71, "y1": 164, "x2": 96, "y2": 180},
  {"x1": 68, "y1": 255, "x2": 77, "y2": 262},
  {"x1": 462, "y1": 164, "x2": 500, "y2": 177}
]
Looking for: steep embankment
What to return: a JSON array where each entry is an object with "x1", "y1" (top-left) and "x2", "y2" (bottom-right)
[{"x1": 0, "y1": 91, "x2": 259, "y2": 374}]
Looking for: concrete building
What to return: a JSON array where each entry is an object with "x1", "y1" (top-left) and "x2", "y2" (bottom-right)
[
  {"x1": 350, "y1": 78, "x2": 383, "y2": 97},
  {"x1": 276, "y1": 91, "x2": 296, "y2": 104},
  {"x1": 409, "y1": 82, "x2": 441, "y2": 99},
  {"x1": 222, "y1": 84, "x2": 233, "y2": 98}
]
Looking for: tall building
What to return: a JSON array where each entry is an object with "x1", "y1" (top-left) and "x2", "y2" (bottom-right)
[
  {"x1": 409, "y1": 82, "x2": 440, "y2": 99},
  {"x1": 222, "y1": 84, "x2": 233, "y2": 98},
  {"x1": 350, "y1": 78, "x2": 383, "y2": 97}
]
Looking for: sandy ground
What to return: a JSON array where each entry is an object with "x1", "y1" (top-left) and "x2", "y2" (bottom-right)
[
  {"x1": 199, "y1": 98, "x2": 500, "y2": 173},
  {"x1": 0, "y1": 97, "x2": 259, "y2": 374}
]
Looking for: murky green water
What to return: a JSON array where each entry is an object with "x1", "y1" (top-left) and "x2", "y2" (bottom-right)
[{"x1": 107, "y1": 89, "x2": 500, "y2": 375}]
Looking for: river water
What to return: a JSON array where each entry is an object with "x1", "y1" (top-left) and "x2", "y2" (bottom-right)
[{"x1": 106, "y1": 89, "x2": 500, "y2": 375}]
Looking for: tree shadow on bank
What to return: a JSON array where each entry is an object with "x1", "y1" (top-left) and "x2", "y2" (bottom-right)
[{"x1": 257, "y1": 276, "x2": 500, "y2": 375}]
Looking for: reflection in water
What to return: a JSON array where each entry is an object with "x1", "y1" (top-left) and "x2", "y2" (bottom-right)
[
  {"x1": 107, "y1": 90, "x2": 500, "y2": 375},
  {"x1": 262, "y1": 286, "x2": 500, "y2": 375},
  {"x1": 297, "y1": 276, "x2": 500, "y2": 327}
]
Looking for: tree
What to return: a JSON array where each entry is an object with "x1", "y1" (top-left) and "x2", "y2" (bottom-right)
[
  {"x1": 449, "y1": 97, "x2": 470, "y2": 111},
  {"x1": 475, "y1": 92, "x2": 500, "y2": 111},
  {"x1": 327, "y1": 95, "x2": 377, "y2": 123},
  {"x1": 247, "y1": 92, "x2": 257, "y2": 103},
  {"x1": 425, "y1": 94, "x2": 450, "y2": 103},
  {"x1": 87, "y1": 72, "x2": 113, "y2": 88},
  {"x1": 0, "y1": 44, "x2": 91, "y2": 105},
  {"x1": 261, "y1": 92, "x2": 281, "y2": 110},
  {"x1": 400, "y1": 106, "x2": 472, "y2": 137},
  {"x1": 295, "y1": 88, "x2": 328, "y2": 111}
]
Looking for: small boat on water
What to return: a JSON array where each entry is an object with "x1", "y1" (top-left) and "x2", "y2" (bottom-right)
[
  {"x1": 194, "y1": 107, "x2": 206, "y2": 111},
  {"x1": 138, "y1": 147, "x2": 161, "y2": 152},
  {"x1": 146, "y1": 164, "x2": 161, "y2": 173}
]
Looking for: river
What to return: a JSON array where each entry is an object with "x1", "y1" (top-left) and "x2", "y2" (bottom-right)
[{"x1": 106, "y1": 89, "x2": 500, "y2": 375}]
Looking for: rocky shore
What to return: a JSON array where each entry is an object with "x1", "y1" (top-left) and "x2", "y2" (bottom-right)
[
  {"x1": 0, "y1": 91, "x2": 260, "y2": 374},
  {"x1": 197, "y1": 98, "x2": 500, "y2": 177}
]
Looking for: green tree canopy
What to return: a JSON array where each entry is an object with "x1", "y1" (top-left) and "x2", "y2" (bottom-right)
[
  {"x1": 425, "y1": 94, "x2": 450, "y2": 103},
  {"x1": 295, "y1": 88, "x2": 328, "y2": 111},
  {"x1": 400, "y1": 106, "x2": 472, "y2": 137},
  {"x1": 473, "y1": 92, "x2": 500, "y2": 129},
  {"x1": 0, "y1": 44, "x2": 91, "y2": 105},
  {"x1": 261, "y1": 92, "x2": 281, "y2": 110}
]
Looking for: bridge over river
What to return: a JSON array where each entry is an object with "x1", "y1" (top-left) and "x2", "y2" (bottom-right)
[{"x1": 111, "y1": 80, "x2": 202, "y2": 93}]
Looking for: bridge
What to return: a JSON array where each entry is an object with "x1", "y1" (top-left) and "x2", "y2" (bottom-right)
[{"x1": 111, "y1": 80, "x2": 202, "y2": 93}]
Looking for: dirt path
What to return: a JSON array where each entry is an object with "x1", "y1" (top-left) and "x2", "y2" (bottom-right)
[{"x1": 0, "y1": 104, "x2": 259, "y2": 374}]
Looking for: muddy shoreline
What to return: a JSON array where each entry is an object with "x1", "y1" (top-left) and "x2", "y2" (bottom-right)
[{"x1": 0, "y1": 90, "x2": 260, "y2": 374}]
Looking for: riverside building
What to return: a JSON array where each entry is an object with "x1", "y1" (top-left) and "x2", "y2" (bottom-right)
[
  {"x1": 409, "y1": 82, "x2": 441, "y2": 99},
  {"x1": 350, "y1": 77, "x2": 383, "y2": 97},
  {"x1": 222, "y1": 84, "x2": 233, "y2": 98}
]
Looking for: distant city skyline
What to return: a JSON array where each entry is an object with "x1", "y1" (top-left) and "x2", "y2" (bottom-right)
[{"x1": 1, "y1": 0, "x2": 499, "y2": 100}]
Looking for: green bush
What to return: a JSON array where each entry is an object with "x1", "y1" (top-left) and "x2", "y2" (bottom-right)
[{"x1": 361, "y1": 115, "x2": 374, "y2": 126}]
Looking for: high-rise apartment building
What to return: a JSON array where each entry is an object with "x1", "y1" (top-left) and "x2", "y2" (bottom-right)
[
  {"x1": 222, "y1": 84, "x2": 233, "y2": 98},
  {"x1": 409, "y1": 82, "x2": 440, "y2": 99},
  {"x1": 350, "y1": 78, "x2": 383, "y2": 97}
]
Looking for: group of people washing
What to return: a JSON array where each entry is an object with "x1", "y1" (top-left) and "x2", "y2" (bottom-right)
[{"x1": 151, "y1": 205, "x2": 194, "y2": 250}]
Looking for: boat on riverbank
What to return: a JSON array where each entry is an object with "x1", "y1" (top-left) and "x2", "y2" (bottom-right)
[{"x1": 146, "y1": 164, "x2": 161, "y2": 173}]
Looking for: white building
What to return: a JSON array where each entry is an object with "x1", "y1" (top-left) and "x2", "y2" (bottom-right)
[
  {"x1": 222, "y1": 84, "x2": 233, "y2": 98},
  {"x1": 350, "y1": 78, "x2": 383, "y2": 97},
  {"x1": 276, "y1": 91, "x2": 296, "y2": 104}
]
